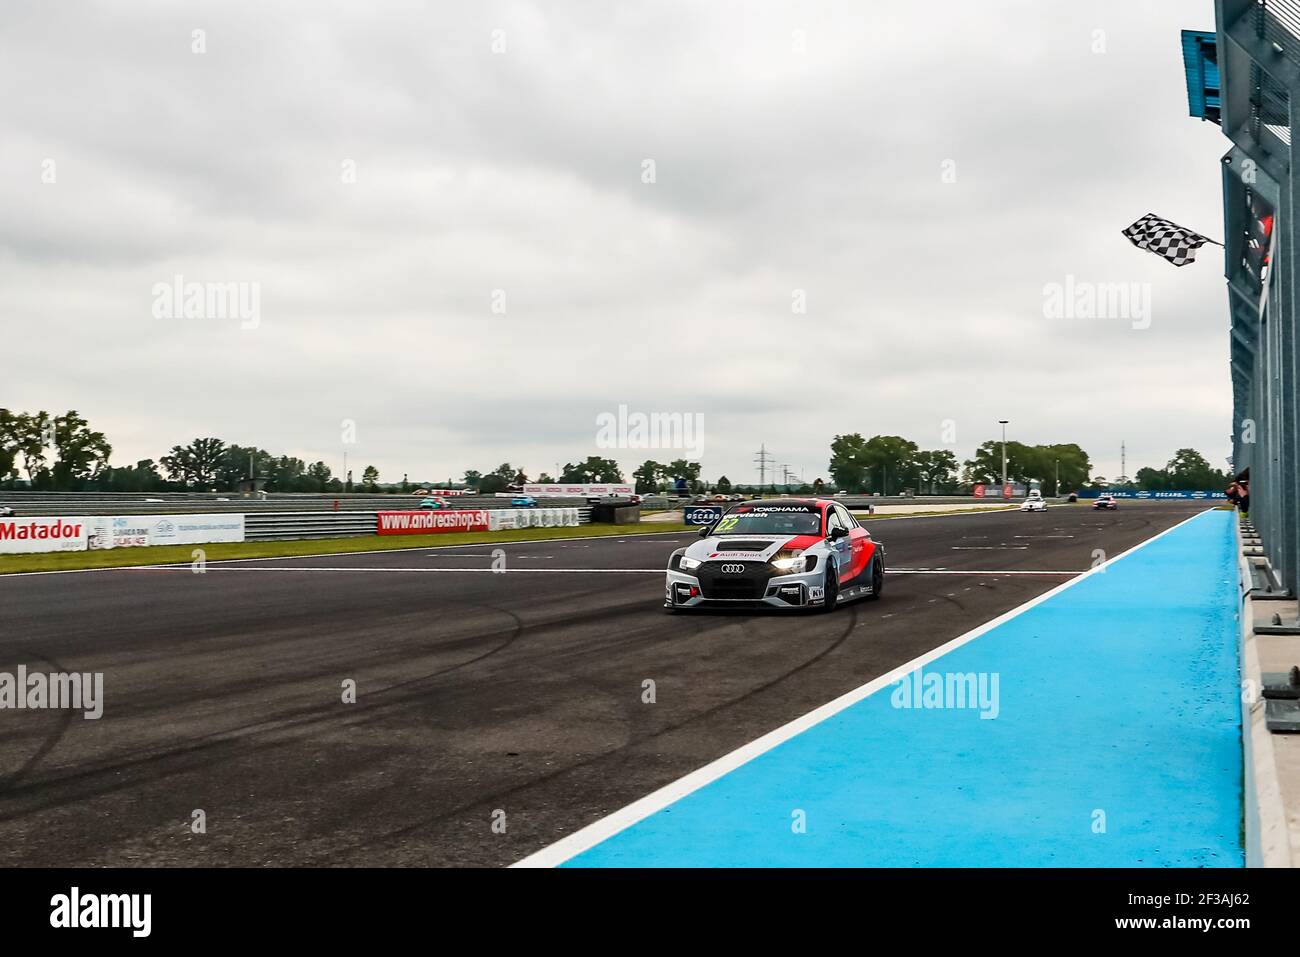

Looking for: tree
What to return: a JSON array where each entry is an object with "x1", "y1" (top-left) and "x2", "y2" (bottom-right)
[
  {"x1": 0, "y1": 409, "x2": 19, "y2": 483},
  {"x1": 860, "y1": 435, "x2": 919, "y2": 495},
  {"x1": 632, "y1": 460, "x2": 664, "y2": 493},
  {"x1": 98, "y1": 459, "x2": 165, "y2": 493},
  {"x1": 1134, "y1": 449, "x2": 1228, "y2": 491},
  {"x1": 48, "y1": 411, "x2": 112, "y2": 489},
  {"x1": 560, "y1": 457, "x2": 624, "y2": 483},
  {"x1": 463, "y1": 469, "x2": 483, "y2": 489},
  {"x1": 478, "y1": 463, "x2": 517, "y2": 494},
  {"x1": 216, "y1": 445, "x2": 275, "y2": 490},
  {"x1": 11, "y1": 412, "x2": 52, "y2": 485},
  {"x1": 914, "y1": 449, "x2": 959, "y2": 494},
  {"x1": 964, "y1": 439, "x2": 1090, "y2": 494},
  {"x1": 715, "y1": 475, "x2": 732, "y2": 493},
  {"x1": 536, "y1": 472, "x2": 555, "y2": 484},
  {"x1": 307, "y1": 461, "x2": 333, "y2": 492},
  {"x1": 828, "y1": 433, "x2": 870, "y2": 491},
  {"x1": 362, "y1": 466, "x2": 379, "y2": 491},
  {"x1": 266, "y1": 456, "x2": 307, "y2": 492},
  {"x1": 161, "y1": 437, "x2": 227, "y2": 488}
]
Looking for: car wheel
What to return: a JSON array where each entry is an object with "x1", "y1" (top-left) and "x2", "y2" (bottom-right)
[
  {"x1": 819, "y1": 565, "x2": 840, "y2": 612},
  {"x1": 868, "y1": 554, "x2": 884, "y2": 600}
]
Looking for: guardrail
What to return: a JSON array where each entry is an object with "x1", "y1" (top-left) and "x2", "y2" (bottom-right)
[{"x1": 242, "y1": 509, "x2": 593, "y2": 542}]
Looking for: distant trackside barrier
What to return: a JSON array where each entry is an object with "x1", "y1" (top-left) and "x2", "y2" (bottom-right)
[
  {"x1": 1, "y1": 508, "x2": 589, "y2": 554},
  {"x1": 1076, "y1": 490, "x2": 1226, "y2": 500}
]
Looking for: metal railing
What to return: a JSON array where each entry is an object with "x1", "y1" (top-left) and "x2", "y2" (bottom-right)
[{"x1": 243, "y1": 509, "x2": 593, "y2": 542}]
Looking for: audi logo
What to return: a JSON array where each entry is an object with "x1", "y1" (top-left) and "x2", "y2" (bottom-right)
[{"x1": 720, "y1": 563, "x2": 745, "y2": 574}]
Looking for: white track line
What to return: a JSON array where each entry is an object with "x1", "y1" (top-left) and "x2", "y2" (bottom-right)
[
  {"x1": 109, "y1": 565, "x2": 1085, "y2": 577},
  {"x1": 118, "y1": 566, "x2": 667, "y2": 574},
  {"x1": 510, "y1": 507, "x2": 1215, "y2": 868},
  {"x1": 0, "y1": 531, "x2": 698, "y2": 579}
]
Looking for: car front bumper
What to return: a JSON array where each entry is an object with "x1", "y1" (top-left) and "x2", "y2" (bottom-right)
[{"x1": 664, "y1": 565, "x2": 827, "y2": 610}]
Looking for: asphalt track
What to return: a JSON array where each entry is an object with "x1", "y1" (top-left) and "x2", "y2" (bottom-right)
[{"x1": 0, "y1": 501, "x2": 1210, "y2": 866}]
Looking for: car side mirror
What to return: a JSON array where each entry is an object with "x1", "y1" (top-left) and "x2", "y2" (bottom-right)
[
  {"x1": 698, "y1": 525, "x2": 713, "y2": 537},
  {"x1": 830, "y1": 526, "x2": 849, "y2": 540}
]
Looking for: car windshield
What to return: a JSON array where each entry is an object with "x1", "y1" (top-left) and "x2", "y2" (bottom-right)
[{"x1": 712, "y1": 507, "x2": 822, "y2": 536}]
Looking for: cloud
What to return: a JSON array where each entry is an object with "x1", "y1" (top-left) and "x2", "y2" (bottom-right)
[{"x1": 0, "y1": 0, "x2": 1228, "y2": 484}]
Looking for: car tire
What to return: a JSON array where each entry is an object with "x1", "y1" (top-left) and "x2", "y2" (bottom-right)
[
  {"x1": 868, "y1": 554, "x2": 884, "y2": 601},
  {"x1": 819, "y1": 565, "x2": 840, "y2": 613}
]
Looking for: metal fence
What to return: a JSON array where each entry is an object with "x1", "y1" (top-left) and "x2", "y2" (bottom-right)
[
  {"x1": 242, "y1": 509, "x2": 593, "y2": 541},
  {"x1": 1217, "y1": 0, "x2": 1300, "y2": 595}
]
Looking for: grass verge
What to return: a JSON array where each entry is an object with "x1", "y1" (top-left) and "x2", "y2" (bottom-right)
[{"x1": 0, "y1": 523, "x2": 693, "y2": 575}]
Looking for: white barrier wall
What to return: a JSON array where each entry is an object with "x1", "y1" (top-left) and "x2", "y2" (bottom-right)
[
  {"x1": 0, "y1": 514, "x2": 247, "y2": 554},
  {"x1": 487, "y1": 508, "x2": 579, "y2": 531},
  {"x1": 86, "y1": 514, "x2": 246, "y2": 550}
]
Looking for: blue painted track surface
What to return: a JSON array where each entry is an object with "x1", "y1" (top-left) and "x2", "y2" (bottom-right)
[{"x1": 565, "y1": 510, "x2": 1242, "y2": 867}]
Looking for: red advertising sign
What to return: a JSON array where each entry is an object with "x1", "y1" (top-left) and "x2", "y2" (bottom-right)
[
  {"x1": 377, "y1": 510, "x2": 491, "y2": 535},
  {"x1": 1002, "y1": 484, "x2": 1013, "y2": 499},
  {"x1": 972, "y1": 484, "x2": 986, "y2": 498}
]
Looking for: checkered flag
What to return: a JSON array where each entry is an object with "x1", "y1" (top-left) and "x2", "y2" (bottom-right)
[{"x1": 1122, "y1": 213, "x2": 1219, "y2": 267}]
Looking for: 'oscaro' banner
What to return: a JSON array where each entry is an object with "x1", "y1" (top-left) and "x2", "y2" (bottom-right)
[{"x1": 0, "y1": 517, "x2": 89, "y2": 554}]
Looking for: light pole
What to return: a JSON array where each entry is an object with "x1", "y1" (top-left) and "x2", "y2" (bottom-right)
[
  {"x1": 998, "y1": 420, "x2": 1009, "y2": 493},
  {"x1": 1055, "y1": 458, "x2": 1059, "y2": 496}
]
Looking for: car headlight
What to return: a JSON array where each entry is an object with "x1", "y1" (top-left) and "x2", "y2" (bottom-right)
[
  {"x1": 770, "y1": 551, "x2": 807, "y2": 573},
  {"x1": 678, "y1": 555, "x2": 702, "y2": 571}
]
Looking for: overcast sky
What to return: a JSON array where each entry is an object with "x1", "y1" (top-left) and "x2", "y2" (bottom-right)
[{"x1": 1, "y1": 0, "x2": 1230, "y2": 486}]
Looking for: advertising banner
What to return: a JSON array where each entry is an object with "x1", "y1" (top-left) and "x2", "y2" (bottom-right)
[
  {"x1": 0, "y1": 517, "x2": 89, "y2": 554},
  {"x1": 377, "y1": 510, "x2": 492, "y2": 535},
  {"x1": 86, "y1": 514, "x2": 246, "y2": 550},
  {"x1": 521, "y1": 484, "x2": 634, "y2": 497},
  {"x1": 684, "y1": 505, "x2": 725, "y2": 525},
  {"x1": 1076, "y1": 490, "x2": 1226, "y2": 500}
]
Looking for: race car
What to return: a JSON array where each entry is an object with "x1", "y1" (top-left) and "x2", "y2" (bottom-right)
[
  {"x1": 510, "y1": 495, "x2": 538, "y2": 507},
  {"x1": 1019, "y1": 498, "x2": 1047, "y2": 512},
  {"x1": 1093, "y1": 495, "x2": 1118, "y2": 510},
  {"x1": 664, "y1": 499, "x2": 883, "y2": 612},
  {"x1": 417, "y1": 496, "x2": 452, "y2": 510}
]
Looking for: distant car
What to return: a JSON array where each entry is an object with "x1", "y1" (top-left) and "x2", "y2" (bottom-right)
[
  {"x1": 1019, "y1": 498, "x2": 1048, "y2": 513},
  {"x1": 511, "y1": 495, "x2": 538, "y2": 507},
  {"x1": 1066, "y1": 491, "x2": 1079, "y2": 503},
  {"x1": 412, "y1": 489, "x2": 431, "y2": 496},
  {"x1": 1093, "y1": 495, "x2": 1118, "y2": 510},
  {"x1": 834, "y1": 490, "x2": 849, "y2": 498},
  {"x1": 0, "y1": 505, "x2": 13, "y2": 518},
  {"x1": 418, "y1": 496, "x2": 452, "y2": 510}
]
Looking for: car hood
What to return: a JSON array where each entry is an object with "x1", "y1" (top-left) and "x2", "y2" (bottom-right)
[{"x1": 683, "y1": 534, "x2": 823, "y2": 563}]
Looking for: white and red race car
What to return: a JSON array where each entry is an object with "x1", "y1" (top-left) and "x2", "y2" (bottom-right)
[{"x1": 665, "y1": 499, "x2": 883, "y2": 612}]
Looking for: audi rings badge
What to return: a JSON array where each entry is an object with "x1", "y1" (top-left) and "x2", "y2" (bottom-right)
[{"x1": 720, "y1": 563, "x2": 745, "y2": 574}]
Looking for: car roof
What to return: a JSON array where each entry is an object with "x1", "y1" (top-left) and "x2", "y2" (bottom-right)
[{"x1": 733, "y1": 498, "x2": 830, "y2": 510}]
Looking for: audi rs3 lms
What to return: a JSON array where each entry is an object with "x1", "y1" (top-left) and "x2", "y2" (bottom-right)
[
  {"x1": 664, "y1": 499, "x2": 883, "y2": 612},
  {"x1": 1093, "y1": 495, "x2": 1119, "y2": 510}
]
